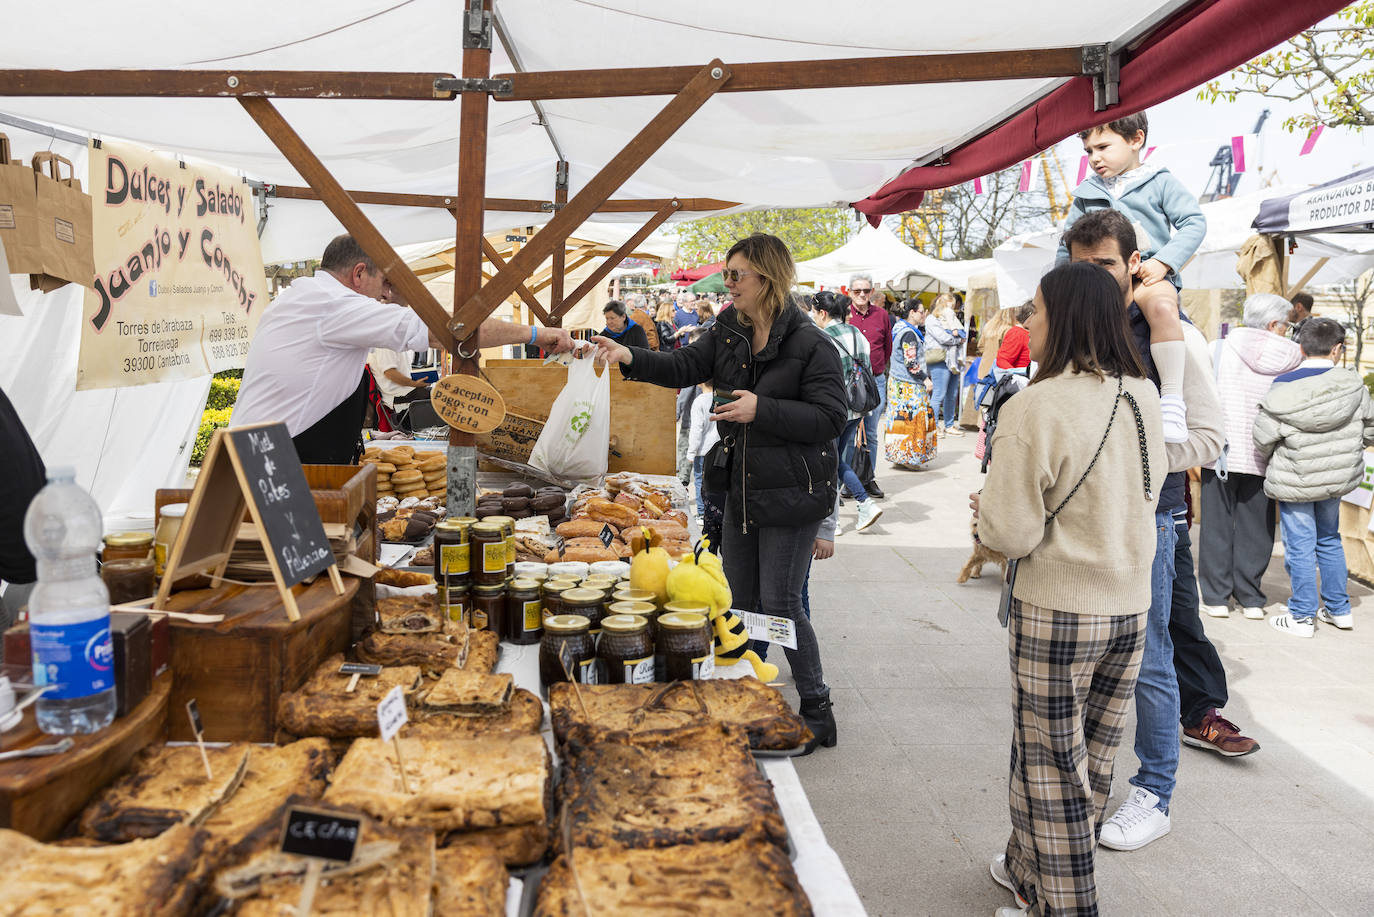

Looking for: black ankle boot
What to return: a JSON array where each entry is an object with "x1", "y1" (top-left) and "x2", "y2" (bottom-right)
[{"x1": 797, "y1": 695, "x2": 837, "y2": 755}]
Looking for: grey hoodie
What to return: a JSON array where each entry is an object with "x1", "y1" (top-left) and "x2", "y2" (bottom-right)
[{"x1": 1253, "y1": 366, "x2": 1374, "y2": 502}]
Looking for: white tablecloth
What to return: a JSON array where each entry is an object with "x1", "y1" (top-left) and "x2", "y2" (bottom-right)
[{"x1": 494, "y1": 643, "x2": 867, "y2": 916}]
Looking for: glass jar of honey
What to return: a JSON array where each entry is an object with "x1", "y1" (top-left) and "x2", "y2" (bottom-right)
[
  {"x1": 540, "y1": 614, "x2": 597, "y2": 691},
  {"x1": 470, "y1": 583, "x2": 505, "y2": 632},
  {"x1": 598, "y1": 614, "x2": 655, "y2": 684},
  {"x1": 611, "y1": 587, "x2": 657, "y2": 608},
  {"x1": 484, "y1": 515, "x2": 516, "y2": 578},
  {"x1": 658, "y1": 611, "x2": 713, "y2": 681},
  {"x1": 103, "y1": 532, "x2": 154, "y2": 563},
  {"x1": 434, "y1": 518, "x2": 471, "y2": 588},
  {"x1": 101, "y1": 558, "x2": 155, "y2": 604},
  {"x1": 441, "y1": 583, "x2": 470, "y2": 626},
  {"x1": 153, "y1": 503, "x2": 188, "y2": 579},
  {"x1": 560, "y1": 587, "x2": 607, "y2": 642},
  {"x1": 470, "y1": 521, "x2": 507, "y2": 586},
  {"x1": 541, "y1": 580, "x2": 573, "y2": 621},
  {"x1": 503, "y1": 578, "x2": 543, "y2": 645}
]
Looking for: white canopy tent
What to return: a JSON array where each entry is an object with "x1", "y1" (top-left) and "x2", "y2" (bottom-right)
[
  {"x1": 993, "y1": 187, "x2": 1374, "y2": 307},
  {"x1": 796, "y1": 225, "x2": 994, "y2": 293},
  {"x1": 0, "y1": 0, "x2": 1339, "y2": 532}
]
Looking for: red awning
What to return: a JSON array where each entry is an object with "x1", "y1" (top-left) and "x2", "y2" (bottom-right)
[
  {"x1": 670, "y1": 261, "x2": 725, "y2": 283},
  {"x1": 854, "y1": 0, "x2": 1351, "y2": 220}
]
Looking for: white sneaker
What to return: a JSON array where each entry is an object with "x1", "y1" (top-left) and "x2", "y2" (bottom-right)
[
  {"x1": 1200, "y1": 602, "x2": 1230, "y2": 618},
  {"x1": 1099, "y1": 787, "x2": 1171, "y2": 851},
  {"x1": 990, "y1": 855, "x2": 1029, "y2": 908},
  {"x1": 1240, "y1": 605, "x2": 1266, "y2": 620},
  {"x1": 855, "y1": 500, "x2": 884, "y2": 532},
  {"x1": 1318, "y1": 608, "x2": 1354, "y2": 630},
  {"x1": 1269, "y1": 611, "x2": 1315, "y2": 638}
]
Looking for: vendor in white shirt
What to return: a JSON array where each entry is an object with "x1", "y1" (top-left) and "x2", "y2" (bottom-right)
[
  {"x1": 368, "y1": 347, "x2": 430, "y2": 416},
  {"x1": 233, "y1": 233, "x2": 573, "y2": 464}
]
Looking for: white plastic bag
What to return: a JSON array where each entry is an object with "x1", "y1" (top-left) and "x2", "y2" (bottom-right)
[{"x1": 529, "y1": 353, "x2": 611, "y2": 484}]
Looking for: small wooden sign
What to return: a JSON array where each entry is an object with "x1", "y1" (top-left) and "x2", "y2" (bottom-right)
[
  {"x1": 431, "y1": 374, "x2": 506, "y2": 434},
  {"x1": 153, "y1": 422, "x2": 345, "y2": 622},
  {"x1": 280, "y1": 806, "x2": 361, "y2": 863}
]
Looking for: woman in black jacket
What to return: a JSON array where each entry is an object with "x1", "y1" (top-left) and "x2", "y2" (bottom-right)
[{"x1": 592, "y1": 234, "x2": 846, "y2": 753}]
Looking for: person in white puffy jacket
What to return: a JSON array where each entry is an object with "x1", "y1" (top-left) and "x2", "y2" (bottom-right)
[{"x1": 1254, "y1": 317, "x2": 1374, "y2": 637}]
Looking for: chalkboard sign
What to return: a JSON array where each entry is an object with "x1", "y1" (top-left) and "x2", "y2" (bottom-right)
[
  {"x1": 223, "y1": 424, "x2": 335, "y2": 587},
  {"x1": 280, "y1": 806, "x2": 361, "y2": 863}
]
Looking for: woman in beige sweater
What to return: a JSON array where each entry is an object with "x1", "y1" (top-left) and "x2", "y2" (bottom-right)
[{"x1": 973, "y1": 262, "x2": 1166, "y2": 917}]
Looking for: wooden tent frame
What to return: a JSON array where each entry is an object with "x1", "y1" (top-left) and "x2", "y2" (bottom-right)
[{"x1": 0, "y1": 0, "x2": 1125, "y2": 510}]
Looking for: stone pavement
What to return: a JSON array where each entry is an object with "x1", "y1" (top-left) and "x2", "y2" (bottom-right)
[{"x1": 770, "y1": 433, "x2": 1374, "y2": 917}]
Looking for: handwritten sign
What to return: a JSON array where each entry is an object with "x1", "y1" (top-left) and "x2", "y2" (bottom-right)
[
  {"x1": 280, "y1": 807, "x2": 361, "y2": 863},
  {"x1": 224, "y1": 424, "x2": 334, "y2": 587},
  {"x1": 431, "y1": 374, "x2": 507, "y2": 434},
  {"x1": 377, "y1": 684, "x2": 409, "y2": 743}
]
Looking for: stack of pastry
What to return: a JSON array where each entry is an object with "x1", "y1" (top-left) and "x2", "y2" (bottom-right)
[{"x1": 364, "y1": 446, "x2": 447, "y2": 500}]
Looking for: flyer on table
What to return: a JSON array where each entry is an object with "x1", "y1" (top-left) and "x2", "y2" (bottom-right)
[{"x1": 76, "y1": 137, "x2": 267, "y2": 391}]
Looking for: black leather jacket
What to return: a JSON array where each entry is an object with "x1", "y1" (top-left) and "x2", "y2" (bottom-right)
[{"x1": 622, "y1": 303, "x2": 845, "y2": 530}]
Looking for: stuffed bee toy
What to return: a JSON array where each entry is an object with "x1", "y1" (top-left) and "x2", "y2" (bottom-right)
[{"x1": 663, "y1": 538, "x2": 778, "y2": 683}]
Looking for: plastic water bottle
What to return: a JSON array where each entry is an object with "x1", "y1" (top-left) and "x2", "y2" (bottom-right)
[{"x1": 23, "y1": 467, "x2": 116, "y2": 735}]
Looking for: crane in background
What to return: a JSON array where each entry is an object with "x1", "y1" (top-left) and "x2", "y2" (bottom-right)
[{"x1": 1200, "y1": 108, "x2": 1270, "y2": 202}]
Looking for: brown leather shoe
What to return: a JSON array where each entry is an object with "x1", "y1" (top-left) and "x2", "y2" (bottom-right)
[{"x1": 1182, "y1": 709, "x2": 1260, "y2": 757}]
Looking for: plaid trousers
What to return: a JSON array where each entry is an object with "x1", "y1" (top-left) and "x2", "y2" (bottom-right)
[{"x1": 1005, "y1": 600, "x2": 1146, "y2": 917}]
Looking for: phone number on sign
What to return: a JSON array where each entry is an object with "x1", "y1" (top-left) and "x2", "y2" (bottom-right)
[{"x1": 210, "y1": 342, "x2": 250, "y2": 361}]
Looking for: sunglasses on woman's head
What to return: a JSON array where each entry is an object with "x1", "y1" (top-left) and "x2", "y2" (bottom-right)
[{"x1": 720, "y1": 268, "x2": 759, "y2": 282}]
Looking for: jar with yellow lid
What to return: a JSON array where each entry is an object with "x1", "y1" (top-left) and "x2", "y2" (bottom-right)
[
  {"x1": 503, "y1": 578, "x2": 543, "y2": 645},
  {"x1": 658, "y1": 610, "x2": 713, "y2": 681},
  {"x1": 611, "y1": 587, "x2": 656, "y2": 607},
  {"x1": 102, "y1": 532, "x2": 154, "y2": 563},
  {"x1": 541, "y1": 579, "x2": 573, "y2": 621},
  {"x1": 470, "y1": 521, "x2": 507, "y2": 586},
  {"x1": 539, "y1": 614, "x2": 597, "y2": 691},
  {"x1": 607, "y1": 599, "x2": 658, "y2": 642},
  {"x1": 560, "y1": 587, "x2": 607, "y2": 641},
  {"x1": 598, "y1": 614, "x2": 655, "y2": 684}
]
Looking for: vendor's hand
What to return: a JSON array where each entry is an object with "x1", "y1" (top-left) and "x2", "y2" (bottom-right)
[
  {"x1": 813, "y1": 538, "x2": 834, "y2": 560},
  {"x1": 589, "y1": 335, "x2": 633, "y2": 365},
  {"x1": 968, "y1": 491, "x2": 981, "y2": 520},
  {"x1": 537, "y1": 326, "x2": 575, "y2": 354},
  {"x1": 711, "y1": 389, "x2": 758, "y2": 424},
  {"x1": 1135, "y1": 257, "x2": 1171, "y2": 286}
]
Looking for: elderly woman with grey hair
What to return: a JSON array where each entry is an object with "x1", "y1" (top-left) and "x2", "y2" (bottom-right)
[{"x1": 1196, "y1": 292, "x2": 1303, "y2": 620}]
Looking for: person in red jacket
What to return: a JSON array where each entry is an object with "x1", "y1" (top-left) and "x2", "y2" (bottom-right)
[{"x1": 995, "y1": 302, "x2": 1034, "y2": 376}]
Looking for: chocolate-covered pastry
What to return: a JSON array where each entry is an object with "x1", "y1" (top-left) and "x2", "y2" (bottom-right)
[{"x1": 503, "y1": 482, "x2": 535, "y2": 498}]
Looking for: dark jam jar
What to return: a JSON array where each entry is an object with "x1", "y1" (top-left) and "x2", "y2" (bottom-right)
[
  {"x1": 598, "y1": 614, "x2": 655, "y2": 684},
  {"x1": 484, "y1": 514, "x2": 516, "y2": 578},
  {"x1": 541, "y1": 580, "x2": 572, "y2": 622},
  {"x1": 560, "y1": 587, "x2": 607, "y2": 642},
  {"x1": 101, "y1": 558, "x2": 155, "y2": 604},
  {"x1": 441, "y1": 583, "x2": 471, "y2": 627},
  {"x1": 657, "y1": 611, "x2": 713, "y2": 681},
  {"x1": 434, "y1": 518, "x2": 471, "y2": 589},
  {"x1": 540, "y1": 614, "x2": 597, "y2": 692},
  {"x1": 470, "y1": 521, "x2": 507, "y2": 586},
  {"x1": 470, "y1": 583, "x2": 505, "y2": 632},
  {"x1": 503, "y1": 578, "x2": 543, "y2": 645}
]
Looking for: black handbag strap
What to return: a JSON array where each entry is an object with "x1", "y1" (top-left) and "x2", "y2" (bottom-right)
[{"x1": 1045, "y1": 375, "x2": 1155, "y2": 524}]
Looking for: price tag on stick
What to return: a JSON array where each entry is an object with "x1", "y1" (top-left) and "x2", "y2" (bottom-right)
[
  {"x1": 376, "y1": 685, "x2": 411, "y2": 794},
  {"x1": 279, "y1": 806, "x2": 361, "y2": 917},
  {"x1": 339, "y1": 662, "x2": 382, "y2": 694},
  {"x1": 185, "y1": 699, "x2": 213, "y2": 781},
  {"x1": 598, "y1": 524, "x2": 615, "y2": 549}
]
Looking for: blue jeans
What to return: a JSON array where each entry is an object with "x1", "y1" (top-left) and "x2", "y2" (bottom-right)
[
  {"x1": 929, "y1": 363, "x2": 959, "y2": 429},
  {"x1": 1278, "y1": 497, "x2": 1350, "y2": 618},
  {"x1": 860, "y1": 372, "x2": 886, "y2": 480},
  {"x1": 1129, "y1": 509, "x2": 1181, "y2": 810},
  {"x1": 692, "y1": 455, "x2": 706, "y2": 519},
  {"x1": 836, "y1": 417, "x2": 868, "y2": 502}
]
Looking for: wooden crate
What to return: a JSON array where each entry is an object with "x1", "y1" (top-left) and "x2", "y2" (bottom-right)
[
  {"x1": 161, "y1": 576, "x2": 359, "y2": 742},
  {"x1": 482, "y1": 360, "x2": 677, "y2": 475},
  {"x1": 0, "y1": 674, "x2": 170, "y2": 841}
]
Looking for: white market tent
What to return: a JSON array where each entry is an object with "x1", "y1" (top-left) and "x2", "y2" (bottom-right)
[
  {"x1": 796, "y1": 225, "x2": 994, "y2": 293},
  {"x1": 0, "y1": 0, "x2": 1347, "y2": 530},
  {"x1": 993, "y1": 186, "x2": 1374, "y2": 309}
]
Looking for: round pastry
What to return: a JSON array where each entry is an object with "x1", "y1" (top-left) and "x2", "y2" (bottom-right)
[
  {"x1": 398, "y1": 496, "x2": 421, "y2": 508},
  {"x1": 508, "y1": 507, "x2": 534, "y2": 519},
  {"x1": 422, "y1": 470, "x2": 446, "y2": 485},
  {"x1": 475, "y1": 505, "x2": 503, "y2": 518},
  {"x1": 394, "y1": 482, "x2": 427, "y2": 495},
  {"x1": 503, "y1": 482, "x2": 534, "y2": 498},
  {"x1": 392, "y1": 469, "x2": 424, "y2": 485},
  {"x1": 417, "y1": 455, "x2": 446, "y2": 473},
  {"x1": 380, "y1": 448, "x2": 411, "y2": 464},
  {"x1": 531, "y1": 493, "x2": 564, "y2": 512},
  {"x1": 502, "y1": 495, "x2": 530, "y2": 512},
  {"x1": 376, "y1": 496, "x2": 400, "y2": 512}
]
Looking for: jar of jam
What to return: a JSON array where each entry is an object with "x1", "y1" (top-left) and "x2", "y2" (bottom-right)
[
  {"x1": 540, "y1": 614, "x2": 598, "y2": 691},
  {"x1": 154, "y1": 502, "x2": 188, "y2": 579},
  {"x1": 658, "y1": 611, "x2": 713, "y2": 681},
  {"x1": 101, "y1": 558, "x2": 155, "y2": 604},
  {"x1": 598, "y1": 614, "x2": 655, "y2": 684},
  {"x1": 485, "y1": 515, "x2": 517, "y2": 577},
  {"x1": 103, "y1": 532, "x2": 154, "y2": 563},
  {"x1": 470, "y1": 521, "x2": 507, "y2": 586},
  {"x1": 434, "y1": 519, "x2": 471, "y2": 595},
  {"x1": 541, "y1": 580, "x2": 572, "y2": 621},
  {"x1": 471, "y1": 583, "x2": 505, "y2": 632},
  {"x1": 611, "y1": 587, "x2": 657, "y2": 608},
  {"x1": 504, "y1": 578, "x2": 543, "y2": 645},
  {"x1": 560, "y1": 587, "x2": 607, "y2": 641},
  {"x1": 439, "y1": 583, "x2": 470, "y2": 626}
]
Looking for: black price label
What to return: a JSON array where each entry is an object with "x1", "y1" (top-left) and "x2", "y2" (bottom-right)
[
  {"x1": 185, "y1": 699, "x2": 204, "y2": 737},
  {"x1": 338, "y1": 663, "x2": 383, "y2": 676},
  {"x1": 558, "y1": 639, "x2": 575, "y2": 681},
  {"x1": 598, "y1": 524, "x2": 615, "y2": 549},
  {"x1": 280, "y1": 807, "x2": 362, "y2": 863}
]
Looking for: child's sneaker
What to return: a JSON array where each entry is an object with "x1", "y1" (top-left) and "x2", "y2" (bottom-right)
[
  {"x1": 1317, "y1": 608, "x2": 1354, "y2": 630},
  {"x1": 1269, "y1": 610, "x2": 1315, "y2": 638}
]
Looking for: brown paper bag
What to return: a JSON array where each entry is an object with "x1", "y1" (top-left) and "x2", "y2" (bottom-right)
[
  {"x1": 0, "y1": 135, "x2": 41, "y2": 276},
  {"x1": 29, "y1": 151, "x2": 94, "y2": 291}
]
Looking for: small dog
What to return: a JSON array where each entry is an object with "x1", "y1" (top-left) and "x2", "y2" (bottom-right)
[{"x1": 957, "y1": 518, "x2": 1007, "y2": 584}]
